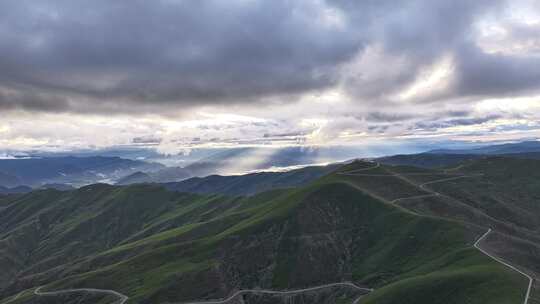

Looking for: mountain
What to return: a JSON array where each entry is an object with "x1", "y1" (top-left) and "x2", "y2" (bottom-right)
[
  {"x1": 116, "y1": 171, "x2": 153, "y2": 185},
  {"x1": 377, "y1": 140, "x2": 540, "y2": 169},
  {"x1": 378, "y1": 151, "x2": 540, "y2": 169},
  {"x1": 0, "y1": 185, "x2": 32, "y2": 195},
  {"x1": 23, "y1": 147, "x2": 228, "y2": 167},
  {"x1": 116, "y1": 163, "x2": 340, "y2": 196},
  {"x1": 39, "y1": 184, "x2": 76, "y2": 191},
  {"x1": 116, "y1": 165, "x2": 339, "y2": 196},
  {"x1": 339, "y1": 157, "x2": 540, "y2": 241},
  {"x1": 162, "y1": 164, "x2": 340, "y2": 196},
  {"x1": 0, "y1": 160, "x2": 533, "y2": 304},
  {"x1": 115, "y1": 167, "x2": 192, "y2": 184},
  {"x1": 429, "y1": 140, "x2": 540, "y2": 155},
  {"x1": 0, "y1": 172, "x2": 23, "y2": 188},
  {"x1": 181, "y1": 147, "x2": 350, "y2": 176},
  {"x1": 118, "y1": 147, "x2": 359, "y2": 184},
  {"x1": 145, "y1": 166, "x2": 192, "y2": 182},
  {"x1": 377, "y1": 153, "x2": 484, "y2": 168},
  {"x1": 0, "y1": 156, "x2": 164, "y2": 187},
  {"x1": 337, "y1": 157, "x2": 540, "y2": 301}
]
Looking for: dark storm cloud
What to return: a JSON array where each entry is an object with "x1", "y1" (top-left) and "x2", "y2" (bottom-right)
[
  {"x1": 0, "y1": 85, "x2": 70, "y2": 111},
  {"x1": 454, "y1": 44, "x2": 540, "y2": 97},
  {"x1": 0, "y1": 0, "x2": 539, "y2": 114},
  {"x1": 0, "y1": 0, "x2": 364, "y2": 113},
  {"x1": 335, "y1": 0, "x2": 504, "y2": 99},
  {"x1": 377, "y1": 0, "x2": 540, "y2": 102}
]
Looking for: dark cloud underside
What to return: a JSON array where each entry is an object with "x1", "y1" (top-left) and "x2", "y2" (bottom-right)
[
  {"x1": 0, "y1": 0, "x2": 539, "y2": 114},
  {"x1": 0, "y1": 0, "x2": 362, "y2": 113}
]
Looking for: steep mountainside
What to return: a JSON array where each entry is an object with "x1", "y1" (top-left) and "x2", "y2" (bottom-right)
[
  {"x1": 0, "y1": 161, "x2": 529, "y2": 304},
  {"x1": 339, "y1": 158, "x2": 540, "y2": 303}
]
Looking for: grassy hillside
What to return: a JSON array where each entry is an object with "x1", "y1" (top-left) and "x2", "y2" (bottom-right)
[
  {"x1": 421, "y1": 157, "x2": 540, "y2": 241},
  {"x1": 338, "y1": 158, "x2": 540, "y2": 302},
  {"x1": 0, "y1": 161, "x2": 529, "y2": 304}
]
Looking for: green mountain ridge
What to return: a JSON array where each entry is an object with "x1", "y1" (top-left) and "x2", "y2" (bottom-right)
[{"x1": 0, "y1": 160, "x2": 532, "y2": 304}]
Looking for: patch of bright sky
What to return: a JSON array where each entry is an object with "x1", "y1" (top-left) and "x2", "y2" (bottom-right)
[
  {"x1": 397, "y1": 55, "x2": 454, "y2": 101},
  {"x1": 299, "y1": 89, "x2": 348, "y2": 104},
  {"x1": 475, "y1": 95, "x2": 540, "y2": 112},
  {"x1": 161, "y1": 112, "x2": 268, "y2": 129},
  {"x1": 0, "y1": 124, "x2": 9, "y2": 133},
  {"x1": 299, "y1": 118, "x2": 329, "y2": 144},
  {"x1": 319, "y1": 6, "x2": 347, "y2": 30},
  {"x1": 507, "y1": 0, "x2": 540, "y2": 25},
  {"x1": 220, "y1": 148, "x2": 280, "y2": 175},
  {"x1": 475, "y1": 1, "x2": 540, "y2": 55}
]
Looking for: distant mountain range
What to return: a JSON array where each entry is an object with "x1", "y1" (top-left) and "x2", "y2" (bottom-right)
[
  {"x1": 428, "y1": 140, "x2": 540, "y2": 155},
  {"x1": 4, "y1": 141, "x2": 540, "y2": 190},
  {"x1": 378, "y1": 140, "x2": 540, "y2": 168},
  {"x1": 161, "y1": 164, "x2": 340, "y2": 196},
  {"x1": 116, "y1": 147, "x2": 354, "y2": 184},
  {"x1": 0, "y1": 184, "x2": 74, "y2": 195},
  {"x1": 377, "y1": 153, "x2": 483, "y2": 168},
  {"x1": 0, "y1": 147, "x2": 352, "y2": 190},
  {"x1": 0, "y1": 185, "x2": 32, "y2": 195},
  {"x1": 0, "y1": 156, "x2": 164, "y2": 188},
  {"x1": 0, "y1": 172, "x2": 22, "y2": 188}
]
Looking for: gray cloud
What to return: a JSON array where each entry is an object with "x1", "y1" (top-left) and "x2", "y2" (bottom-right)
[
  {"x1": 454, "y1": 44, "x2": 540, "y2": 97},
  {"x1": 0, "y1": 0, "x2": 364, "y2": 113},
  {"x1": 414, "y1": 115, "x2": 503, "y2": 131},
  {"x1": 364, "y1": 112, "x2": 416, "y2": 123},
  {"x1": 0, "y1": 0, "x2": 539, "y2": 115},
  {"x1": 338, "y1": 0, "x2": 506, "y2": 100}
]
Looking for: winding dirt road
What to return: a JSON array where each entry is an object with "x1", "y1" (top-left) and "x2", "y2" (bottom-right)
[
  {"x1": 34, "y1": 286, "x2": 128, "y2": 304},
  {"x1": 178, "y1": 282, "x2": 373, "y2": 304},
  {"x1": 29, "y1": 283, "x2": 371, "y2": 304},
  {"x1": 474, "y1": 229, "x2": 533, "y2": 304}
]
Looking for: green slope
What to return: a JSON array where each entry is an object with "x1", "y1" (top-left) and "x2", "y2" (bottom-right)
[
  {"x1": 0, "y1": 162, "x2": 529, "y2": 304},
  {"x1": 362, "y1": 264, "x2": 525, "y2": 304},
  {"x1": 337, "y1": 159, "x2": 540, "y2": 302}
]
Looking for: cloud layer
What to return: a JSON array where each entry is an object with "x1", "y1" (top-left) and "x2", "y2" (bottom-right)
[
  {"x1": 1, "y1": 0, "x2": 540, "y2": 152},
  {"x1": 0, "y1": 0, "x2": 364, "y2": 113}
]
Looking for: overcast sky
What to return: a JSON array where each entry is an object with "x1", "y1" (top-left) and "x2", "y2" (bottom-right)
[{"x1": 1, "y1": 0, "x2": 540, "y2": 154}]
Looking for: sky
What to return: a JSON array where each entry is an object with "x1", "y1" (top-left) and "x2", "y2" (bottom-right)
[{"x1": 1, "y1": 0, "x2": 540, "y2": 155}]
